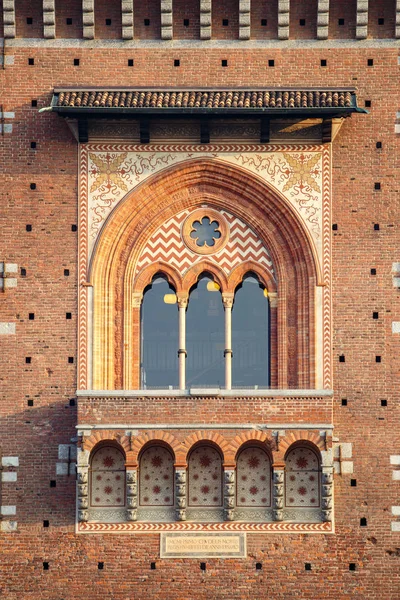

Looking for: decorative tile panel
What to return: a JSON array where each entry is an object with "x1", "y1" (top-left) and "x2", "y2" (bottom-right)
[
  {"x1": 90, "y1": 447, "x2": 125, "y2": 508},
  {"x1": 285, "y1": 447, "x2": 320, "y2": 508},
  {"x1": 236, "y1": 448, "x2": 271, "y2": 507},
  {"x1": 139, "y1": 446, "x2": 174, "y2": 506},
  {"x1": 188, "y1": 446, "x2": 223, "y2": 507}
]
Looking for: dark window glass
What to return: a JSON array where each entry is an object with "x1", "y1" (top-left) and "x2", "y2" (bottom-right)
[
  {"x1": 232, "y1": 275, "x2": 269, "y2": 387},
  {"x1": 190, "y1": 217, "x2": 221, "y2": 247},
  {"x1": 141, "y1": 276, "x2": 178, "y2": 388},
  {"x1": 186, "y1": 275, "x2": 224, "y2": 387}
]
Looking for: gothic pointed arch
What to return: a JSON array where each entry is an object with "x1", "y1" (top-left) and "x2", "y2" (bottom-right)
[{"x1": 89, "y1": 158, "x2": 320, "y2": 390}]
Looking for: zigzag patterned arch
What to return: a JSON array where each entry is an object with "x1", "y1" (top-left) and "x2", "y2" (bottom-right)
[{"x1": 135, "y1": 208, "x2": 276, "y2": 283}]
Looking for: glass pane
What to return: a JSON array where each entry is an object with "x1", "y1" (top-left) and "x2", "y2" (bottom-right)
[
  {"x1": 232, "y1": 275, "x2": 269, "y2": 387},
  {"x1": 186, "y1": 275, "x2": 225, "y2": 387},
  {"x1": 189, "y1": 216, "x2": 222, "y2": 247},
  {"x1": 141, "y1": 276, "x2": 178, "y2": 388}
]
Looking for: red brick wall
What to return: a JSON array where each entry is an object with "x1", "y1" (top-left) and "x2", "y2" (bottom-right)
[
  {"x1": 133, "y1": 0, "x2": 161, "y2": 39},
  {"x1": 173, "y1": 0, "x2": 200, "y2": 39},
  {"x1": 368, "y1": 0, "x2": 396, "y2": 39},
  {"x1": 78, "y1": 395, "x2": 332, "y2": 425},
  {"x1": 1, "y1": 23, "x2": 400, "y2": 600},
  {"x1": 94, "y1": 0, "x2": 122, "y2": 39},
  {"x1": 55, "y1": 0, "x2": 83, "y2": 39},
  {"x1": 250, "y1": 0, "x2": 278, "y2": 40},
  {"x1": 289, "y1": 0, "x2": 317, "y2": 39},
  {"x1": 15, "y1": 0, "x2": 43, "y2": 38},
  {"x1": 212, "y1": 0, "x2": 239, "y2": 39},
  {"x1": 328, "y1": 0, "x2": 357, "y2": 38}
]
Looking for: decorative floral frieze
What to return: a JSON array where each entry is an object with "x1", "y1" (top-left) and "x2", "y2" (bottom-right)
[{"x1": 85, "y1": 145, "x2": 325, "y2": 262}]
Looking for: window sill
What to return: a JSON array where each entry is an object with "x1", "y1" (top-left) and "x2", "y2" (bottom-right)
[{"x1": 76, "y1": 388, "x2": 334, "y2": 398}]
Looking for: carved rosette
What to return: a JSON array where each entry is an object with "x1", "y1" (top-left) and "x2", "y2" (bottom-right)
[
  {"x1": 77, "y1": 468, "x2": 89, "y2": 522},
  {"x1": 223, "y1": 469, "x2": 235, "y2": 521},
  {"x1": 321, "y1": 468, "x2": 333, "y2": 522},
  {"x1": 181, "y1": 208, "x2": 230, "y2": 256},
  {"x1": 272, "y1": 469, "x2": 284, "y2": 521},
  {"x1": 175, "y1": 469, "x2": 187, "y2": 521},
  {"x1": 126, "y1": 469, "x2": 138, "y2": 521}
]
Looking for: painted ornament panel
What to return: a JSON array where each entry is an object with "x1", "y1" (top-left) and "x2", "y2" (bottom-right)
[
  {"x1": 85, "y1": 145, "x2": 326, "y2": 265},
  {"x1": 139, "y1": 446, "x2": 174, "y2": 506},
  {"x1": 236, "y1": 447, "x2": 271, "y2": 507},
  {"x1": 285, "y1": 447, "x2": 320, "y2": 508},
  {"x1": 188, "y1": 446, "x2": 223, "y2": 507},
  {"x1": 90, "y1": 447, "x2": 125, "y2": 508}
]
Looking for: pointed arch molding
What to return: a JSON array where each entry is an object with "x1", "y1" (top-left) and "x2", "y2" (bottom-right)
[{"x1": 78, "y1": 144, "x2": 332, "y2": 391}]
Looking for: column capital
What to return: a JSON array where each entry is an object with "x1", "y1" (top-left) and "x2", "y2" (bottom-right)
[
  {"x1": 131, "y1": 292, "x2": 142, "y2": 309},
  {"x1": 177, "y1": 293, "x2": 189, "y2": 308},
  {"x1": 272, "y1": 461, "x2": 285, "y2": 470},
  {"x1": 222, "y1": 293, "x2": 234, "y2": 308},
  {"x1": 268, "y1": 291, "x2": 278, "y2": 308},
  {"x1": 223, "y1": 463, "x2": 236, "y2": 470}
]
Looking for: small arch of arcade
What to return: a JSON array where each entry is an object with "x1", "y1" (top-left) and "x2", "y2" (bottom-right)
[{"x1": 77, "y1": 429, "x2": 333, "y2": 525}]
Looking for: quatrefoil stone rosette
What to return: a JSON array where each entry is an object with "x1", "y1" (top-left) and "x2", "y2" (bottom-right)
[{"x1": 181, "y1": 208, "x2": 230, "y2": 255}]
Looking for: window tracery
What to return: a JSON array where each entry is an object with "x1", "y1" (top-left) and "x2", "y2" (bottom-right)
[{"x1": 139, "y1": 267, "x2": 272, "y2": 390}]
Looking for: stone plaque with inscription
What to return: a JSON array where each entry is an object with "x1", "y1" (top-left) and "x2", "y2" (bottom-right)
[{"x1": 160, "y1": 532, "x2": 247, "y2": 558}]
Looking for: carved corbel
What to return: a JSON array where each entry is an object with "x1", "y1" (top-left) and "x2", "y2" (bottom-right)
[
  {"x1": 321, "y1": 467, "x2": 333, "y2": 522},
  {"x1": 77, "y1": 466, "x2": 89, "y2": 522},
  {"x1": 126, "y1": 469, "x2": 138, "y2": 520},
  {"x1": 175, "y1": 468, "x2": 187, "y2": 521},
  {"x1": 272, "y1": 466, "x2": 285, "y2": 521},
  {"x1": 223, "y1": 469, "x2": 235, "y2": 521}
]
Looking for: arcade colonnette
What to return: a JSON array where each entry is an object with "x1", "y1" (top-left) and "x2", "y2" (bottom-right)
[{"x1": 1, "y1": 1, "x2": 400, "y2": 598}]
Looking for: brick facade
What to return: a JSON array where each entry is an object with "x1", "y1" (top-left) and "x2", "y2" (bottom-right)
[{"x1": 1, "y1": 1, "x2": 400, "y2": 598}]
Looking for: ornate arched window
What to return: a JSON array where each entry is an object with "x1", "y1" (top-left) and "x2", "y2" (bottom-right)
[
  {"x1": 141, "y1": 275, "x2": 178, "y2": 389},
  {"x1": 138, "y1": 445, "x2": 175, "y2": 521},
  {"x1": 186, "y1": 274, "x2": 225, "y2": 387},
  {"x1": 187, "y1": 445, "x2": 223, "y2": 520},
  {"x1": 285, "y1": 445, "x2": 321, "y2": 520},
  {"x1": 232, "y1": 274, "x2": 270, "y2": 388},
  {"x1": 89, "y1": 445, "x2": 126, "y2": 517}
]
